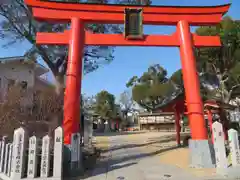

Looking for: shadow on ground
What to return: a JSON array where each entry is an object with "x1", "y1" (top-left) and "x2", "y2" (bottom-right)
[
  {"x1": 100, "y1": 133, "x2": 190, "y2": 153},
  {"x1": 93, "y1": 131, "x2": 146, "y2": 137},
  {"x1": 63, "y1": 133, "x2": 190, "y2": 180},
  {"x1": 78, "y1": 145, "x2": 180, "y2": 179}
]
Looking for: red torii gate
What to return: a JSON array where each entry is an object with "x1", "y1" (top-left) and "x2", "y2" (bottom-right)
[{"x1": 24, "y1": 0, "x2": 230, "y2": 147}]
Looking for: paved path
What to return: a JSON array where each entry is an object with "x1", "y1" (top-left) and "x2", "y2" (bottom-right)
[{"x1": 83, "y1": 132, "x2": 214, "y2": 180}]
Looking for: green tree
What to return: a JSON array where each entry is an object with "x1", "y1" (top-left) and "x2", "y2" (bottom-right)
[
  {"x1": 196, "y1": 16, "x2": 240, "y2": 104},
  {"x1": 126, "y1": 64, "x2": 183, "y2": 111},
  {"x1": 194, "y1": 17, "x2": 240, "y2": 132},
  {"x1": 94, "y1": 90, "x2": 116, "y2": 120},
  {"x1": 0, "y1": 0, "x2": 151, "y2": 94},
  {"x1": 164, "y1": 17, "x2": 240, "y2": 104}
]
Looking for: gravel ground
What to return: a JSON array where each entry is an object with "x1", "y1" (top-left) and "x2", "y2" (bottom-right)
[{"x1": 82, "y1": 132, "x2": 209, "y2": 180}]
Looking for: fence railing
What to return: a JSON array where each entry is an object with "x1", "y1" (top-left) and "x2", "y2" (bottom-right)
[
  {"x1": 0, "y1": 126, "x2": 63, "y2": 180},
  {"x1": 212, "y1": 121, "x2": 240, "y2": 178},
  {"x1": 3, "y1": 122, "x2": 240, "y2": 179}
]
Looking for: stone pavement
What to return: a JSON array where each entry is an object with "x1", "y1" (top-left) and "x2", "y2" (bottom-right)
[{"x1": 82, "y1": 133, "x2": 226, "y2": 180}]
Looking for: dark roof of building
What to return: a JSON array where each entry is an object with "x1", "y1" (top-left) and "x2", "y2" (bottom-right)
[
  {"x1": 138, "y1": 112, "x2": 174, "y2": 116},
  {"x1": 0, "y1": 56, "x2": 49, "y2": 75},
  {"x1": 151, "y1": 90, "x2": 184, "y2": 112}
]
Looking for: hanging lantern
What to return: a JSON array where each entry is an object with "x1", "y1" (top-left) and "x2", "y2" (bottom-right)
[{"x1": 124, "y1": 8, "x2": 143, "y2": 39}]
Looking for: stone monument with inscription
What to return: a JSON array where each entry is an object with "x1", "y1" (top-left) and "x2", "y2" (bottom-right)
[
  {"x1": 212, "y1": 121, "x2": 228, "y2": 169},
  {"x1": 84, "y1": 116, "x2": 93, "y2": 147},
  {"x1": 11, "y1": 127, "x2": 28, "y2": 179},
  {"x1": 215, "y1": 127, "x2": 240, "y2": 178},
  {"x1": 27, "y1": 136, "x2": 38, "y2": 178},
  {"x1": 70, "y1": 133, "x2": 82, "y2": 176},
  {"x1": 228, "y1": 129, "x2": 240, "y2": 166},
  {"x1": 40, "y1": 135, "x2": 50, "y2": 178},
  {"x1": 0, "y1": 126, "x2": 63, "y2": 180},
  {"x1": 53, "y1": 127, "x2": 63, "y2": 178}
]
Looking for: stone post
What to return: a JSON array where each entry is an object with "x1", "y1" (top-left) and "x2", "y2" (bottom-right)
[
  {"x1": 212, "y1": 122, "x2": 228, "y2": 169},
  {"x1": 40, "y1": 135, "x2": 50, "y2": 178},
  {"x1": 228, "y1": 129, "x2": 240, "y2": 166},
  {"x1": 7, "y1": 144, "x2": 13, "y2": 177},
  {"x1": 53, "y1": 127, "x2": 63, "y2": 178},
  {"x1": 27, "y1": 136, "x2": 38, "y2": 178},
  {"x1": 3, "y1": 143, "x2": 10, "y2": 174},
  {"x1": 11, "y1": 127, "x2": 28, "y2": 179},
  {"x1": 70, "y1": 133, "x2": 82, "y2": 175},
  {"x1": 0, "y1": 136, "x2": 8, "y2": 172}
]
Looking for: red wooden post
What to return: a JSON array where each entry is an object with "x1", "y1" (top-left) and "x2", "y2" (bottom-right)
[
  {"x1": 116, "y1": 119, "x2": 119, "y2": 130},
  {"x1": 177, "y1": 20, "x2": 207, "y2": 140},
  {"x1": 174, "y1": 106, "x2": 181, "y2": 146},
  {"x1": 63, "y1": 18, "x2": 85, "y2": 144}
]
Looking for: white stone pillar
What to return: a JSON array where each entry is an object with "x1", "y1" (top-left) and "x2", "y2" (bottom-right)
[
  {"x1": 212, "y1": 122, "x2": 228, "y2": 168},
  {"x1": 3, "y1": 143, "x2": 10, "y2": 174},
  {"x1": 228, "y1": 129, "x2": 240, "y2": 166},
  {"x1": 0, "y1": 136, "x2": 8, "y2": 172},
  {"x1": 40, "y1": 135, "x2": 50, "y2": 178},
  {"x1": 11, "y1": 127, "x2": 27, "y2": 179},
  {"x1": 71, "y1": 133, "x2": 82, "y2": 169},
  {"x1": 27, "y1": 136, "x2": 38, "y2": 178},
  {"x1": 7, "y1": 144, "x2": 13, "y2": 177},
  {"x1": 53, "y1": 127, "x2": 63, "y2": 178}
]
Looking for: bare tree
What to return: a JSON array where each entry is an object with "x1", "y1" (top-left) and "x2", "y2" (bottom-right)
[
  {"x1": 119, "y1": 90, "x2": 134, "y2": 119},
  {"x1": 30, "y1": 88, "x2": 63, "y2": 135},
  {"x1": 0, "y1": 85, "x2": 23, "y2": 137},
  {"x1": 0, "y1": 0, "x2": 151, "y2": 95},
  {"x1": 0, "y1": 85, "x2": 63, "y2": 138}
]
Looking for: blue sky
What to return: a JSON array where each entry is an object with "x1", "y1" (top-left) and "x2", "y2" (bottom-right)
[{"x1": 0, "y1": 0, "x2": 238, "y2": 99}]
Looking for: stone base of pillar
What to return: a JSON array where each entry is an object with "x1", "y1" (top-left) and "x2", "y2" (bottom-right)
[
  {"x1": 189, "y1": 139, "x2": 216, "y2": 168},
  {"x1": 63, "y1": 133, "x2": 83, "y2": 178},
  {"x1": 63, "y1": 145, "x2": 83, "y2": 177},
  {"x1": 216, "y1": 167, "x2": 240, "y2": 178}
]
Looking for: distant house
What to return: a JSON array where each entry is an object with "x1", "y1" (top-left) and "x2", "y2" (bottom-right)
[
  {"x1": 138, "y1": 112, "x2": 176, "y2": 131},
  {"x1": 0, "y1": 56, "x2": 53, "y2": 104}
]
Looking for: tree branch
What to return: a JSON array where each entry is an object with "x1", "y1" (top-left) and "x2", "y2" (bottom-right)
[
  {"x1": 15, "y1": 0, "x2": 36, "y2": 35},
  {"x1": 231, "y1": 84, "x2": 240, "y2": 91},
  {"x1": 0, "y1": 5, "x2": 36, "y2": 46},
  {"x1": 0, "y1": 6, "x2": 26, "y2": 39},
  {"x1": 36, "y1": 45, "x2": 55, "y2": 72},
  {"x1": 226, "y1": 84, "x2": 240, "y2": 103},
  {"x1": 222, "y1": 77, "x2": 229, "y2": 83},
  {"x1": 211, "y1": 63, "x2": 218, "y2": 74}
]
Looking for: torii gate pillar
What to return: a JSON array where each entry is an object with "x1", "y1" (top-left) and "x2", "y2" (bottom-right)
[
  {"x1": 64, "y1": 18, "x2": 85, "y2": 143},
  {"x1": 177, "y1": 21, "x2": 215, "y2": 168},
  {"x1": 178, "y1": 20, "x2": 207, "y2": 140}
]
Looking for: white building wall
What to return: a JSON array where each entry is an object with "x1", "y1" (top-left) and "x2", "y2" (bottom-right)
[
  {"x1": 34, "y1": 76, "x2": 52, "y2": 92},
  {"x1": 0, "y1": 64, "x2": 35, "y2": 87},
  {"x1": 0, "y1": 63, "x2": 51, "y2": 106},
  {"x1": 0, "y1": 64, "x2": 35, "y2": 106}
]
